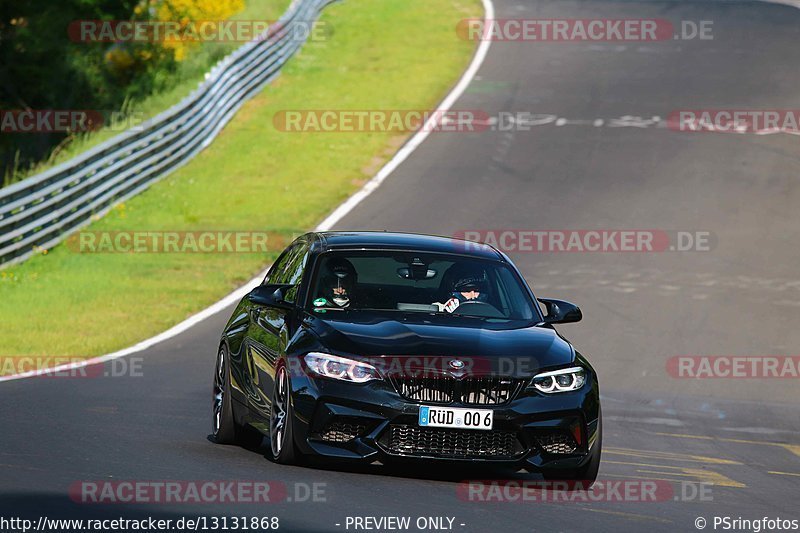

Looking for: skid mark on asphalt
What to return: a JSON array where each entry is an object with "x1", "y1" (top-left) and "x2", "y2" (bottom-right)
[
  {"x1": 603, "y1": 447, "x2": 746, "y2": 487},
  {"x1": 0, "y1": 462, "x2": 50, "y2": 472},
  {"x1": 652, "y1": 432, "x2": 800, "y2": 459},
  {"x1": 641, "y1": 468, "x2": 742, "y2": 488},
  {"x1": 635, "y1": 432, "x2": 800, "y2": 487},
  {"x1": 602, "y1": 472, "x2": 702, "y2": 485},
  {"x1": 578, "y1": 507, "x2": 673, "y2": 525},
  {"x1": 529, "y1": 268, "x2": 800, "y2": 305},
  {"x1": 605, "y1": 415, "x2": 685, "y2": 427},
  {"x1": 768, "y1": 471, "x2": 800, "y2": 477},
  {"x1": 604, "y1": 460, "x2": 744, "y2": 488},
  {"x1": 606, "y1": 447, "x2": 740, "y2": 465}
]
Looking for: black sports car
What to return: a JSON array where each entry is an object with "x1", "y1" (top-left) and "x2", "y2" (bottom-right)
[{"x1": 213, "y1": 231, "x2": 601, "y2": 481}]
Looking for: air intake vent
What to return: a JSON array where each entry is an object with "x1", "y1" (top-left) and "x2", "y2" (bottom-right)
[
  {"x1": 535, "y1": 433, "x2": 577, "y2": 454},
  {"x1": 319, "y1": 421, "x2": 366, "y2": 443},
  {"x1": 384, "y1": 424, "x2": 521, "y2": 459}
]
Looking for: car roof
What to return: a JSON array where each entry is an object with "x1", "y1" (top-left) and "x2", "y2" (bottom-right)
[{"x1": 304, "y1": 231, "x2": 504, "y2": 261}]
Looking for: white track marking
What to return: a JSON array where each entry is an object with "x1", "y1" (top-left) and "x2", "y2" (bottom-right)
[
  {"x1": 0, "y1": 0, "x2": 495, "y2": 384},
  {"x1": 0, "y1": 270, "x2": 266, "y2": 383}
]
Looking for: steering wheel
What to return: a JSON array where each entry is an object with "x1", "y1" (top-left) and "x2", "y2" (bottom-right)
[{"x1": 453, "y1": 300, "x2": 504, "y2": 318}]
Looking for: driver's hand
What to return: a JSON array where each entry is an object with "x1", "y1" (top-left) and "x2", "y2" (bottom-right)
[{"x1": 433, "y1": 298, "x2": 460, "y2": 313}]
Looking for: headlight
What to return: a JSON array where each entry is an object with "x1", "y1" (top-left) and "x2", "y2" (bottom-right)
[
  {"x1": 304, "y1": 352, "x2": 381, "y2": 383},
  {"x1": 530, "y1": 367, "x2": 586, "y2": 393}
]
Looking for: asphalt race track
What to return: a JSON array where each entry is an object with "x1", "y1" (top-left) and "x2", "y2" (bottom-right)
[{"x1": 2, "y1": 1, "x2": 800, "y2": 531}]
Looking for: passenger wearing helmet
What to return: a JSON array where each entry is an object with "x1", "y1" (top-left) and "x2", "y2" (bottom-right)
[
  {"x1": 433, "y1": 265, "x2": 490, "y2": 313},
  {"x1": 314, "y1": 257, "x2": 358, "y2": 309}
]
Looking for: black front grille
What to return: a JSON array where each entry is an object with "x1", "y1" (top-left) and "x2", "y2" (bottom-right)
[
  {"x1": 390, "y1": 375, "x2": 456, "y2": 403},
  {"x1": 384, "y1": 424, "x2": 521, "y2": 459},
  {"x1": 389, "y1": 375, "x2": 524, "y2": 405},
  {"x1": 460, "y1": 376, "x2": 522, "y2": 405}
]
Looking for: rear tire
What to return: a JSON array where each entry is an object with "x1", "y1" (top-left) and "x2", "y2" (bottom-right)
[
  {"x1": 212, "y1": 345, "x2": 238, "y2": 444},
  {"x1": 212, "y1": 345, "x2": 265, "y2": 448}
]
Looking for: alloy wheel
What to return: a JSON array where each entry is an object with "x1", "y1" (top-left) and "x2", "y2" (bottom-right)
[
  {"x1": 212, "y1": 348, "x2": 226, "y2": 436},
  {"x1": 270, "y1": 366, "x2": 289, "y2": 457}
]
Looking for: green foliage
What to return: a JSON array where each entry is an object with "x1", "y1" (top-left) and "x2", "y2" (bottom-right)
[
  {"x1": 1, "y1": 1, "x2": 142, "y2": 181},
  {"x1": 0, "y1": 0, "x2": 253, "y2": 185}
]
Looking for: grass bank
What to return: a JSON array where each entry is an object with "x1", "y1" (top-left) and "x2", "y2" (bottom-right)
[{"x1": 0, "y1": 0, "x2": 481, "y2": 359}]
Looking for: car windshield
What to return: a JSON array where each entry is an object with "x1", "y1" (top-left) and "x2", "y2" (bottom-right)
[{"x1": 307, "y1": 251, "x2": 536, "y2": 320}]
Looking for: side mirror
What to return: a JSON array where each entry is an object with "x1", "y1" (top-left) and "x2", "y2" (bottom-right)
[
  {"x1": 537, "y1": 298, "x2": 582, "y2": 325},
  {"x1": 247, "y1": 284, "x2": 292, "y2": 308}
]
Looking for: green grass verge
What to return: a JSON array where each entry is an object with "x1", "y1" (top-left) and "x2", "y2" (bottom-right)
[
  {"x1": 0, "y1": 0, "x2": 481, "y2": 358},
  {"x1": 13, "y1": 0, "x2": 291, "y2": 182}
]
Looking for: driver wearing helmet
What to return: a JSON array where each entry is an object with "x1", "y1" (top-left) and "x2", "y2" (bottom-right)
[
  {"x1": 314, "y1": 257, "x2": 358, "y2": 309},
  {"x1": 433, "y1": 265, "x2": 489, "y2": 313}
]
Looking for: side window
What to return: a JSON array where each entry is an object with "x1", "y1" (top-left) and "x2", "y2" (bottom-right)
[
  {"x1": 280, "y1": 242, "x2": 310, "y2": 303},
  {"x1": 264, "y1": 247, "x2": 295, "y2": 285}
]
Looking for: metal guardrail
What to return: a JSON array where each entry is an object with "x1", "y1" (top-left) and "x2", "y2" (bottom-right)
[{"x1": 0, "y1": 0, "x2": 333, "y2": 269}]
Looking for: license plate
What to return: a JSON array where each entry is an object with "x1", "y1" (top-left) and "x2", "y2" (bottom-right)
[{"x1": 418, "y1": 405, "x2": 493, "y2": 430}]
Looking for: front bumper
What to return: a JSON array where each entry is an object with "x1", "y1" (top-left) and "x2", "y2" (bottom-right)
[{"x1": 289, "y1": 371, "x2": 600, "y2": 471}]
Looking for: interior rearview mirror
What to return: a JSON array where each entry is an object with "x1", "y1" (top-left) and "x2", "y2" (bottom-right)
[{"x1": 396, "y1": 267, "x2": 437, "y2": 280}]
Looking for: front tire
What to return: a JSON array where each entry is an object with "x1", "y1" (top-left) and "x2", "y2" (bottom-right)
[
  {"x1": 268, "y1": 364, "x2": 299, "y2": 464},
  {"x1": 541, "y1": 413, "x2": 602, "y2": 487}
]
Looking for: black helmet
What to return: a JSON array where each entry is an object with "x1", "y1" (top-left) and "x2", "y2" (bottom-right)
[
  {"x1": 321, "y1": 257, "x2": 357, "y2": 307},
  {"x1": 448, "y1": 264, "x2": 488, "y2": 293}
]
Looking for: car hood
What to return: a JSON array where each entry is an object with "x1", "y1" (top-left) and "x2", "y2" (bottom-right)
[{"x1": 304, "y1": 312, "x2": 574, "y2": 375}]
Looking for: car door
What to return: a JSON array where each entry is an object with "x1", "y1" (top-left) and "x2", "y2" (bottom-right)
[
  {"x1": 245, "y1": 240, "x2": 310, "y2": 419},
  {"x1": 240, "y1": 245, "x2": 294, "y2": 414}
]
